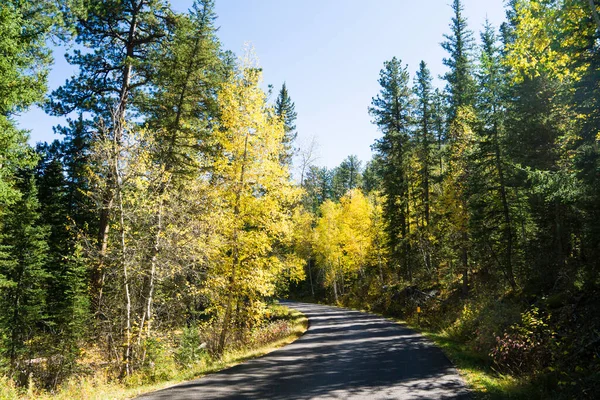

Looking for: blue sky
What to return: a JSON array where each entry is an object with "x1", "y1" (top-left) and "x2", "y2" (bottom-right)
[{"x1": 18, "y1": 0, "x2": 507, "y2": 169}]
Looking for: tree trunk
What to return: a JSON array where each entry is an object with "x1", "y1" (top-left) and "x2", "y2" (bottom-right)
[
  {"x1": 461, "y1": 231, "x2": 469, "y2": 296},
  {"x1": 494, "y1": 126, "x2": 516, "y2": 289},
  {"x1": 218, "y1": 129, "x2": 250, "y2": 356},
  {"x1": 333, "y1": 274, "x2": 339, "y2": 303},
  {"x1": 93, "y1": 9, "x2": 139, "y2": 316},
  {"x1": 307, "y1": 258, "x2": 315, "y2": 298},
  {"x1": 115, "y1": 150, "x2": 131, "y2": 377}
]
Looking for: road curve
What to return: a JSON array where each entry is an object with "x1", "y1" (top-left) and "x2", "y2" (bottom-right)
[{"x1": 138, "y1": 302, "x2": 470, "y2": 399}]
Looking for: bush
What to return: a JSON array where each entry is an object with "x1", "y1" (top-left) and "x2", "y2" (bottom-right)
[
  {"x1": 174, "y1": 326, "x2": 208, "y2": 367},
  {"x1": 490, "y1": 306, "x2": 554, "y2": 375},
  {"x1": 249, "y1": 320, "x2": 293, "y2": 348},
  {"x1": 128, "y1": 337, "x2": 177, "y2": 386}
]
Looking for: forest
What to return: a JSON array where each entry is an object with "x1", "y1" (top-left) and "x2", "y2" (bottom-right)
[{"x1": 0, "y1": 0, "x2": 599, "y2": 398}]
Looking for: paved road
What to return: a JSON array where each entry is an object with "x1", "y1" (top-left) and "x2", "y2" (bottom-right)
[{"x1": 138, "y1": 302, "x2": 470, "y2": 399}]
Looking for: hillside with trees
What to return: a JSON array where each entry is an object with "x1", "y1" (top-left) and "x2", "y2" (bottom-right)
[
  {"x1": 293, "y1": 1, "x2": 600, "y2": 398},
  {"x1": 0, "y1": 0, "x2": 599, "y2": 398}
]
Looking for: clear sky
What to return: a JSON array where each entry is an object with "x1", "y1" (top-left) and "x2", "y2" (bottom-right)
[{"x1": 18, "y1": 0, "x2": 507, "y2": 170}]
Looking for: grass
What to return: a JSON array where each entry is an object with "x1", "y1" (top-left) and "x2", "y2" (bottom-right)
[
  {"x1": 0, "y1": 305, "x2": 308, "y2": 400},
  {"x1": 336, "y1": 302, "x2": 540, "y2": 399},
  {"x1": 415, "y1": 329, "x2": 538, "y2": 400}
]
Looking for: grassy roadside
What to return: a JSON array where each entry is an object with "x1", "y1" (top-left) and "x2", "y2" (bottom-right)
[
  {"x1": 0, "y1": 305, "x2": 308, "y2": 400},
  {"x1": 331, "y1": 302, "x2": 537, "y2": 400},
  {"x1": 414, "y1": 328, "x2": 538, "y2": 399}
]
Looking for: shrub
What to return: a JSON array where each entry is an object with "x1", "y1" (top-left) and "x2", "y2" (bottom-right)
[
  {"x1": 249, "y1": 320, "x2": 292, "y2": 348},
  {"x1": 174, "y1": 326, "x2": 208, "y2": 367},
  {"x1": 490, "y1": 306, "x2": 554, "y2": 375}
]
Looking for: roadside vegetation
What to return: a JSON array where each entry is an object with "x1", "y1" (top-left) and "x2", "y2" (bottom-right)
[
  {"x1": 1, "y1": 0, "x2": 599, "y2": 398},
  {"x1": 0, "y1": 304, "x2": 307, "y2": 400},
  {"x1": 289, "y1": 1, "x2": 600, "y2": 398}
]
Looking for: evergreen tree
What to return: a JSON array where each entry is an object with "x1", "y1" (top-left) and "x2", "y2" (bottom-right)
[
  {"x1": 35, "y1": 142, "x2": 89, "y2": 383},
  {"x1": 442, "y1": 0, "x2": 476, "y2": 120},
  {"x1": 570, "y1": 0, "x2": 600, "y2": 282},
  {"x1": 413, "y1": 61, "x2": 436, "y2": 272},
  {"x1": 303, "y1": 166, "x2": 333, "y2": 213},
  {"x1": 440, "y1": 0, "x2": 477, "y2": 294},
  {"x1": 137, "y1": 0, "x2": 225, "y2": 344},
  {"x1": 145, "y1": 0, "x2": 225, "y2": 175},
  {"x1": 362, "y1": 158, "x2": 382, "y2": 194},
  {"x1": 275, "y1": 83, "x2": 298, "y2": 166},
  {"x1": 0, "y1": 0, "x2": 56, "y2": 207},
  {"x1": 470, "y1": 21, "x2": 517, "y2": 289},
  {"x1": 413, "y1": 61, "x2": 435, "y2": 229},
  {"x1": 0, "y1": 171, "x2": 49, "y2": 383},
  {"x1": 369, "y1": 57, "x2": 414, "y2": 280},
  {"x1": 332, "y1": 155, "x2": 363, "y2": 200},
  {"x1": 46, "y1": 0, "x2": 173, "y2": 313}
]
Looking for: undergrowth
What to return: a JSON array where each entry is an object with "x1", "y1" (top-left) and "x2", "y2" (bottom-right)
[
  {"x1": 0, "y1": 304, "x2": 307, "y2": 400},
  {"x1": 328, "y1": 283, "x2": 600, "y2": 400}
]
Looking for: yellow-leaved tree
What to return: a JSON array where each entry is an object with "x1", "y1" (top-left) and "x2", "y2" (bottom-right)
[
  {"x1": 313, "y1": 189, "x2": 376, "y2": 303},
  {"x1": 204, "y1": 50, "x2": 302, "y2": 355}
]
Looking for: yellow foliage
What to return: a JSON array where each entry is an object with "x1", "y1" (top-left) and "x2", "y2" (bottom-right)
[
  {"x1": 505, "y1": 0, "x2": 593, "y2": 83},
  {"x1": 203, "y1": 49, "x2": 302, "y2": 331}
]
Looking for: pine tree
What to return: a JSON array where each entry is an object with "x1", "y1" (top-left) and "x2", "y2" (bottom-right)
[
  {"x1": 442, "y1": 0, "x2": 476, "y2": 120},
  {"x1": 413, "y1": 61, "x2": 435, "y2": 229},
  {"x1": 362, "y1": 158, "x2": 382, "y2": 194},
  {"x1": 369, "y1": 57, "x2": 414, "y2": 280},
  {"x1": 275, "y1": 83, "x2": 298, "y2": 166},
  {"x1": 135, "y1": 0, "x2": 225, "y2": 345},
  {"x1": 413, "y1": 61, "x2": 436, "y2": 273},
  {"x1": 145, "y1": 0, "x2": 225, "y2": 175},
  {"x1": 440, "y1": 0, "x2": 477, "y2": 294},
  {"x1": 35, "y1": 142, "x2": 89, "y2": 383},
  {"x1": 0, "y1": 1, "x2": 56, "y2": 207},
  {"x1": 0, "y1": 170, "x2": 49, "y2": 384},
  {"x1": 471, "y1": 21, "x2": 517, "y2": 289},
  {"x1": 46, "y1": 0, "x2": 172, "y2": 314},
  {"x1": 332, "y1": 155, "x2": 363, "y2": 200},
  {"x1": 303, "y1": 166, "x2": 333, "y2": 213}
]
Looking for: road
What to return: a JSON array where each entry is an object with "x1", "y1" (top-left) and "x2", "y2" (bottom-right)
[{"x1": 138, "y1": 302, "x2": 470, "y2": 399}]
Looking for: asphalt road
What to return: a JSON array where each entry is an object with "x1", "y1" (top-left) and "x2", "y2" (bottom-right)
[{"x1": 138, "y1": 302, "x2": 470, "y2": 399}]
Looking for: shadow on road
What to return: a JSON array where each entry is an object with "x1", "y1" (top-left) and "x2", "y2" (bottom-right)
[{"x1": 139, "y1": 302, "x2": 470, "y2": 400}]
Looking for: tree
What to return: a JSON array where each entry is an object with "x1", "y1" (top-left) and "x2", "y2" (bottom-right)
[
  {"x1": 369, "y1": 57, "x2": 414, "y2": 280},
  {"x1": 206, "y1": 54, "x2": 301, "y2": 355},
  {"x1": 47, "y1": 0, "x2": 173, "y2": 312},
  {"x1": 471, "y1": 21, "x2": 517, "y2": 289},
  {"x1": 442, "y1": 0, "x2": 476, "y2": 120},
  {"x1": 297, "y1": 136, "x2": 319, "y2": 187},
  {"x1": 303, "y1": 165, "x2": 333, "y2": 213},
  {"x1": 413, "y1": 62, "x2": 434, "y2": 226},
  {"x1": 35, "y1": 142, "x2": 89, "y2": 383},
  {"x1": 362, "y1": 157, "x2": 382, "y2": 194},
  {"x1": 0, "y1": 1, "x2": 56, "y2": 207},
  {"x1": 440, "y1": 0, "x2": 477, "y2": 294},
  {"x1": 409, "y1": 61, "x2": 439, "y2": 274},
  {"x1": 0, "y1": 171, "x2": 49, "y2": 385},
  {"x1": 135, "y1": 0, "x2": 225, "y2": 347},
  {"x1": 332, "y1": 155, "x2": 363, "y2": 200},
  {"x1": 275, "y1": 82, "x2": 298, "y2": 166}
]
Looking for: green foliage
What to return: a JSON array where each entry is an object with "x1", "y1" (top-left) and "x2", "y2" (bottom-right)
[
  {"x1": 0, "y1": 0, "x2": 57, "y2": 207},
  {"x1": 174, "y1": 326, "x2": 207, "y2": 368},
  {"x1": 442, "y1": 0, "x2": 477, "y2": 119},
  {"x1": 0, "y1": 170, "x2": 49, "y2": 385},
  {"x1": 332, "y1": 155, "x2": 363, "y2": 200},
  {"x1": 369, "y1": 57, "x2": 413, "y2": 276},
  {"x1": 275, "y1": 82, "x2": 298, "y2": 166},
  {"x1": 490, "y1": 306, "x2": 553, "y2": 375}
]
